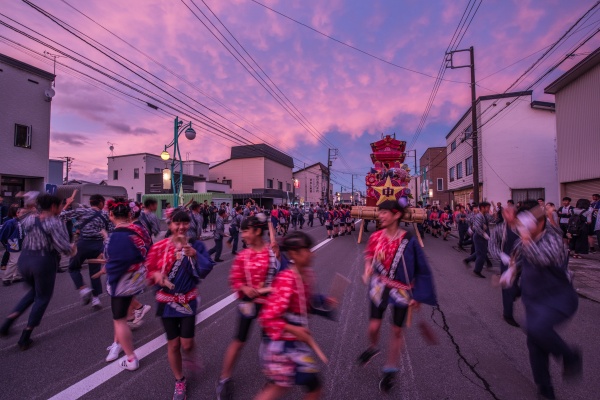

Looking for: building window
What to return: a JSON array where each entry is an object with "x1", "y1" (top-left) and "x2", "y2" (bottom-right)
[
  {"x1": 222, "y1": 179, "x2": 232, "y2": 186},
  {"x1": 113, "y1": 170, "x2": 119, "y2": 180},
  {"x1": 278, "y1": 181, "x2": 283, "y2": 190},
  {"x1": 134, "y1": 168, "x2": 140, "y2": 179},
  {"x1": 466, "y1": 157, "x2": 473, "y2": 176},
  {"x1": 267, "y1": 179, "x2": 273, "y2": 189},
  {"x1": 449, "y1": 167, "x2": 455, "y2": 182},
  {"x1": 154, "y1": 168, "x2": 161, "y2": 173},
  {"x1": 14, "y1": 124, "x2": 31, "y2": 149},
  {"x1": 437, "y1": 178, "x2": 443, "y2": 191},
  {"x1": 136, "y1": 193, "x2": 142, "y2": 202},
  {"x1": 450, "y1": 140, "x2": 456, "y2": 152},
  {"x1": 286, "y1": 183, "x2": 291, "y2": 191},
  {"x1": 511, "y1": 188, "x2": 545, "y2": 204},
  {"x1": 456, "y1": 162, "x2": 463, "y2": 179},
  {"x1": 464, "y1": 125, "x2": 473, "y2": 140}
]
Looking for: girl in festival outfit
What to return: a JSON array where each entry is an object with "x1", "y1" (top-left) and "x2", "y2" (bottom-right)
[
  {"x1": 439, "y1": 209, "x2": 451, "y2": 241},
  {"x1": 216, "y1": 214, "x2": 285, "y2": 400},
  {"x1": 358, "y1": 200, "x2": 437, "y2": 393},
  {"x1": 255, "y1": 231, "x2": 336, "y2": 400},
  {"x1": 0, "y1": 194, "x2": 74, "y2": 349},
  {"x1": 103, "y1": 199, "x2": 152, "y2": 371},
  {"x1": 325, "y1": 207, "x2": 334, "y2": 239},
  {"x1": 146, "y1": 209, "x2": 215, "y2": 400},
  {"x1": 429, "y1": 206, "x2": 440, "y2": 238}
]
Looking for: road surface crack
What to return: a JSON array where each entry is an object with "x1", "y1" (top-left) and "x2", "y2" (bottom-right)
[{"x1": 431, "y1": 305, "x2": 501, "y2": 400}]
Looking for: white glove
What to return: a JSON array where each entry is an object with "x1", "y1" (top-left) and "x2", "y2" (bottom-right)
[
  {"x1": 483, "y1": 233, "x2": 490, "y2": 241},
  {"x1": 500, "y1": 253, "x2": 511, "y2": 266},
  {"x1": 499, "y1": 267, "x2": 516, "y2": 288}
]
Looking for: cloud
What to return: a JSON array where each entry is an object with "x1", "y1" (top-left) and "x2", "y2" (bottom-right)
[
  {"x1": 52, "y1": 132, "x2": 90, "y2": 146},
  {"x1": 106, "y1": 122, "x2": 157, "y2": 135},
  {"x1": 2, "y1": 0, "x2": 595, "y2": 185}
]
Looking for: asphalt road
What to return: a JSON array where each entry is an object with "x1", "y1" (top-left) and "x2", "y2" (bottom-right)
[{"x1": 0, "y1": 222, "x2": 598, "y2": 400}]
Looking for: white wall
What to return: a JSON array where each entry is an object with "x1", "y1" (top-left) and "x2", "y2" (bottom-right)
[
  {"x1": 446, "y1": 96, "x2": 558, "y2": 204},
  {"x1": 209, "y1": 158, "x2": 265, "y2": 193},
  {"x1": 183, "y1": 161, "x2": 209, "y2": 178},
  {"x1": 193, "y1": 180, "x2": 231, "y2": 193},
  {"x1": 107, "y1": 154, "x2": 165, "y2": 200},
  {"x1": 0, "y1": 58, "x2": 53, "y2": 188},
  {"x1": 293, "y1": 165, "x2": 327, "y2": 205},
  {"x1": 480, "y1": 99, "x2": 558, "y2": 204},
  {"x1": 263, "y1": 158, "x2": 294, "y2": 192}
]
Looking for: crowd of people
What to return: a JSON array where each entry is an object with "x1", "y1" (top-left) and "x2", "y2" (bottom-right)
[
  {"x1": 0, "y1": 190, "x2": 593, "y2": 399},
  {"x1": 413, "y1": 195, "x2": 594, "y2": 399}
]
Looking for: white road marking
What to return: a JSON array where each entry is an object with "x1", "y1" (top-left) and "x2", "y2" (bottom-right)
[{"x1": 49, "y1": 237, "x2": 333, "y2": 399}]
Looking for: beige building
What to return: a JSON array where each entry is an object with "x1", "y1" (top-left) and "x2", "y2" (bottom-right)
[
  {"x1": 292, "y1": 162, "x2": 330, "y2": 205},
  {"x1": 0, "y1": 54, "x2": 55, "y2": 205},
  {"x1": 209, "y1": 144, "x2": 294, "y2": 206},
  {"x1": 545, "y1": 47, "x2": 600, "y2": 199}
]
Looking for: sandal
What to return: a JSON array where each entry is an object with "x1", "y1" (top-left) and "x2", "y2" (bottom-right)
[{"x1": 573, "y1": 255, "x2": 582, "y2": 259}]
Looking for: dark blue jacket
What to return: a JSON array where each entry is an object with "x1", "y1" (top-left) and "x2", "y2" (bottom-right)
[{"x1": 390, "y1": 234, "x2": 437, "y2": 306}]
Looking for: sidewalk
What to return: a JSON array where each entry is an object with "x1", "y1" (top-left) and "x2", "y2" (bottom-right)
[
  {"x1": 569, "y1": 251, "x2": 600, "y2": 303},
  {"x1": 446, "y1": 228, "x2": 600, "y2": 303}
]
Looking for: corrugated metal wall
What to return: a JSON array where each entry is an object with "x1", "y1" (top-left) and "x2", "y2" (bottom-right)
[
  {"x1": 555, "y1": 63, "x2": 600, "y2": 183},
  {"x1": 564, "y1": 179, "x2": 600, "y2": 202}
]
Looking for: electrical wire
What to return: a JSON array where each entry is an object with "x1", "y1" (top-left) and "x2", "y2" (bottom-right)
[{"x1": 249, "y1": 0, "x2": 469, "y2": 84}]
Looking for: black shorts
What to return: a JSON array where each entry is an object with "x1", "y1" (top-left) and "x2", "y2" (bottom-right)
[
  {"x1": 235, "y1": 303, "x2": 262, "y2": 342},
  {"x1": 161, "y1": 316, "x2": 196, "y2": 340},
  {"x1": 111, "y1": 296, "x2": 133, "y2": 320},
  {"x1": 442, "y1": 225, "x2": 451, "y2": 232},
  {"x1": 369, "y1": 290, "x2": 409, "y2": 327},
  {"x1": 326, "y1": 224, "x2": 333, "y2": 230}
]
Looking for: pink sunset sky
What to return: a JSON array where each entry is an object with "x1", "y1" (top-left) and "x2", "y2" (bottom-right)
[{"x1": 1, "y1": 0, "x2": 599, "y2": 193}]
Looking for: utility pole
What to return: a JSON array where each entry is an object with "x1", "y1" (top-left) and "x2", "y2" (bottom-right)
[
  {"x1": 304, "y1": 162, "x2": 307, "y2": 206},
  {"x1": 446, "y1": 46, "x2": 480, "y2": 205},
  {"x1": 326, "y1": 148, "x2": 338, "y2": 205},
  {"x1": 59, "y1": 156, "x2": 74, "y2": 183},
  {"x1": 351, "y1": 174, "x2": 354, "y2": 205}
]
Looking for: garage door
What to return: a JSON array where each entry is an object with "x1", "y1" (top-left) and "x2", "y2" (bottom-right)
[{"x1": 564, "y1": 179, "x2": 600, "y2": 201}]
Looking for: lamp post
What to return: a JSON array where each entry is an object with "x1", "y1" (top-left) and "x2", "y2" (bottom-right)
[{"x1": 161, "y1": 116, "x2": 196, "y2": 207}]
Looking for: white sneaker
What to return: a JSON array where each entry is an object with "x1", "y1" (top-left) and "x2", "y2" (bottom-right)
[
  {"x1": 91, "y1": 297, "x2": 102, "y2": 310},
  {"x1": 129, "y1": 304, "x2": 151, "y2": 328},
  {"x1": 80, "y1": 287, "x2": 93, "y2": 305},
  {"x1": 106, "y1": 342, "x2": 123, "y2": 362},
  {"x1": 119, "y1": 355, "x2": 139, "y2": 371}
]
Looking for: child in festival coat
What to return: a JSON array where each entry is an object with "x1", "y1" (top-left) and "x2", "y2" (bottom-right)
[
  {"x1": 216, "y1": 214, "x2": 286, "y2": 399},
  {"x1": 145, "y1": 209, "x2": 215, "y2": 400},
  {"x1": 359, "y1": 200, "x2": 437, "y2": 393},
  {"x1": 255, "y1": 231, "x2": 336, "y2": 400}
]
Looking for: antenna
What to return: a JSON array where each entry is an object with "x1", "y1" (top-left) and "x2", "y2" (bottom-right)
[
  {"x1": 107, "y1": 142, "x2": 116, "y2": 156},
  {"x1": 43, "y1": 51, "x2": 62, "y2": 87}
]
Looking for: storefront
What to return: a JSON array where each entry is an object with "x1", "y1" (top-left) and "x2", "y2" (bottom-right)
[
  {"x1": 451, "y1": 184, "x2": 482, "y2": 208},
  {"x1": 0, "y1": 175, "x2": 44, "y2": 206}
]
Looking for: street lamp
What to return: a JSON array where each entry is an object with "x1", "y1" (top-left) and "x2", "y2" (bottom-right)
[{"x1": 162, "y1": 116, "x2": 196, "y2": 207}]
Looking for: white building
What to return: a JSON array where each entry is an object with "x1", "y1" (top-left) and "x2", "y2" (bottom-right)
[
  {"x1": 209, "y1": 144, "x2": 294, "y2": 206},
  {"x1": 0, "y1": 54, "x2": 55, "y2": 205},
  {"x1": 545, "y1": 47, "x2": 600, "y2": 199},
  {"x1": 107, "y1": 153, "x2": 211, "y2": 201},
  {"x1": 292, "y1": 162, "x2": 330, "y2": 205},
  {"x1": 446, "y1": 91, "x2": 558, "y2": 206}
]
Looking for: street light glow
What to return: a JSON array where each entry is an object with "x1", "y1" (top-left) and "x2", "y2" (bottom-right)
[{"x1": 160, "y1": 151, "x2": 170, "y2": 161}]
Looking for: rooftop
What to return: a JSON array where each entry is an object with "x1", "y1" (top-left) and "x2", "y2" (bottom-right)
[
  {"x1": 0, "y1": 53, "x2": 55, "y2": 81},
  {"x1": 211, "y1": 144, "x2": 295, "y2": 169},
  {"x1": 445, "y1": 91, "x2": 533, "y2": 139},
  {"x1": 545, "y1": 47, "x2": 600, "y2": 94}
]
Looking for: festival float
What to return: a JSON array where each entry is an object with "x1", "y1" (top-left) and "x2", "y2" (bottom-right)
[{"x1": 351, "y1": 134, "x2": 426, "y2": 245}]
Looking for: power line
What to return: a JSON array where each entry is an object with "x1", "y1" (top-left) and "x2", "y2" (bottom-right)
[
  {"x1": 197, "y1": 0, "x2": 336, "y2": 150},
  {"x1": 59, "y1": 0, "x2": 317, "y2": 164},
  {"x1": 181, "y1": 0, "x2": 335, "y2": 150},
  {"x1": 407, "y1": 0, "x2": 482, "y2": 150},
  {"x1": 249, "y1": 0, "x2": 468, "y2": 84},
  {"x1": 8, "y1": 4, "x2": 320, "y2": 169}
]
